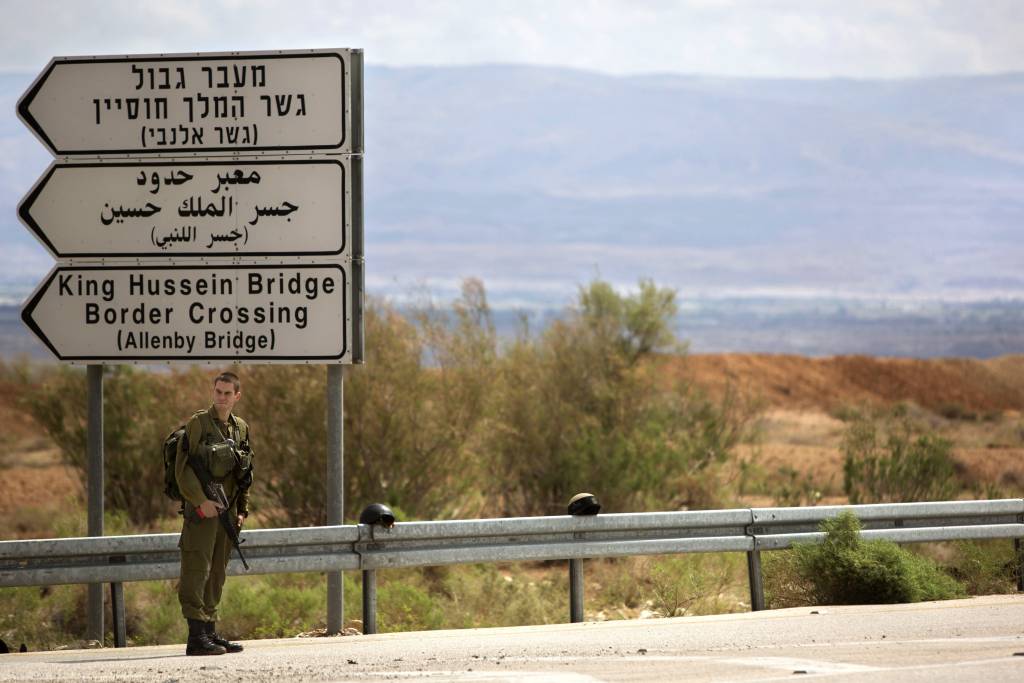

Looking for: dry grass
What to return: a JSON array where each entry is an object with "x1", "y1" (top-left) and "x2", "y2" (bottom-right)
[{"x1": 2, "y1": 354, "x2": 1023, "y2": 541}]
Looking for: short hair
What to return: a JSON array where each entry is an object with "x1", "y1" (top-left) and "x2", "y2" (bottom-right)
[{"x1": 213, "y1": 371, "x2": 241, "y2": 392}]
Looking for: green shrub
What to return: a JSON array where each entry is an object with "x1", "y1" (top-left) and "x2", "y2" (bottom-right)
[
  {"x1": 842, "y1": 411, "x2": 958, "y2": 503},
  {"x1": 21, "y1": 365, "x2": 208, "y2": 527},
  {"x1": 647, "y1": 553, "x2": 741, "y2": 617},
  {"x1": 945, "y1": 540, "x2": 1020, "y2": 596},
  {"x1": 377, "y1": 577, "x2": 446, "y2": 632},
  {"x1": 219, "y1": 572, "x2": 330, "y2": 639},
  {"x1": 773, "y1": 512, "x2": 964, "y2": 606},
  {"x1": 487, "y1": 279, "x2": 753, "y2": 515},
  {"x1": 762, "y1": 547, "x2": 816, "y2": 609},
  {"x1": 771, "y1": 466, "x2": 823, "y2": 507}
]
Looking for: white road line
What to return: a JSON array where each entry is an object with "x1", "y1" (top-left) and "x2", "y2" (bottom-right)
[
  {"x1": 717, "y1": 656, "x2": 880, "y2": 674},
  {"x1": 748, "y1": 655, "x2": 1024, "y2": 682},
  {"x1": 501, "y1": 654, "x2": 878, "y2": 673},
  {"x1": 337, "y1": 672, "x2": 603, "y2": 682}
]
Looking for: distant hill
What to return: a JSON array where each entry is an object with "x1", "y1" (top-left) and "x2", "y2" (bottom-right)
[
  {"x1": 361, "y1": 65, "x2": 1024, "y2": 304},
  {"x1": 685, "y1": 353, "x2": 1024, "y2": 413}
]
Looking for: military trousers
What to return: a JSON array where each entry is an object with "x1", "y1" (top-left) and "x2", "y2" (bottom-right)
[{"x1": 178, "y1": 506, "x2": 235, "y2": 622}]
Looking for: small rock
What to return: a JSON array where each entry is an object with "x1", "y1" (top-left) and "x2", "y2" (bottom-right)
[
  {"x1": 637, "y1": 648, "x2": 647, "y2": 655},
  {"x1": 347, "y1": 659, "x2": 357, "y2": 664}
]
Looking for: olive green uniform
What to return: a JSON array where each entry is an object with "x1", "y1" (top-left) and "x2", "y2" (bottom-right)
[{"x1": 175, "y1": 407, "x2": 253, "y2": 622}]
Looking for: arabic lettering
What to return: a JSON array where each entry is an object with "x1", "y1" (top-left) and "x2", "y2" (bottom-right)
[
  {"x1": 177, "y1": 195, "x2": 234, "y2": 218},
  {"x1": 101, "y1": 202, "x2": 162, "y2": 225},
  {"x1": 210, "y1": 169, "x2": 262, "y2": 193},
  {"x1": 206, "y1": 228, "x2": 245, "y2": 249},
  {"x1": 249, "y1": 201, "x2": 299, "y2": 225},
  {"x1": 152, "y1": 225, "x2": 197, "y2": 249},
  {"x1": 135, "y1": 169, "x2": 194, "y2": 195}
]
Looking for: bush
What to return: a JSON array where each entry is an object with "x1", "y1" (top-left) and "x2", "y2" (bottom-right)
[
  {"x1": 767, "y1": 512, "x2": 964, "y2": 607},
  {"x1": 21, "y1": 366, "x2": 207, "y2": 527},
  {"x1": 945, "y1": 540, "x2": 1020, "y2": 596},
  {"x1": 345, "y1": 283, "x2": 494, "y2": 521},
  {"x1": 249, "y1": 284, "x2": 495, "y2": 525},
  {"x1": 487, "y1": 279, "x2": 752, "y2": 515},
  {"x1": 771, "y1": 466, "x2": 823, "y2": 507},
  {"x1": 647, "y1": 553, "x2": 740, "y2": 617},
  {"x1": 842, "y1": 410, "x2": 958, "y2": 504}
]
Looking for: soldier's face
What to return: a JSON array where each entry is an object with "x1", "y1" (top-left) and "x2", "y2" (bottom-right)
[{"x1": 213, "y1": 380, "x2": 241, "y2": 413}]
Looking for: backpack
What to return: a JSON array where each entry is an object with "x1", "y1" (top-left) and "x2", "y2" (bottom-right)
[{"x1": 162, "y1": 426, "x2": 188, "y2": 501}]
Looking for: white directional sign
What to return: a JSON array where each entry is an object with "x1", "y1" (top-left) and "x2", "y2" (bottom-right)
[
  {"x1": 22, "y1": 264, "x2": 355, "y2": 363},
  {"x1": 19, "y1": 158, "x2": 360, "y2": 259},
  {"x1": 17, "y1": 49, "x2": 362, "y2": 156}
]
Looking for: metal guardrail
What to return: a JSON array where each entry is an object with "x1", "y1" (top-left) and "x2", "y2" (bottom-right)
[{"x1": 1, "y1": 500, "x2": 1022, "y2": 643}]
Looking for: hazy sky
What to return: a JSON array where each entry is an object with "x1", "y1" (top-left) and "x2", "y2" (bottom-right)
[{"x1": 1, "y1": 0, "x2": 1023, "y2": 78}]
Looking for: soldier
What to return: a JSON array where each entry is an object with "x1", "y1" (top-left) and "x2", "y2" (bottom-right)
[{"x1": 175, "y1": 371, "x2": 254, "y2": 656}]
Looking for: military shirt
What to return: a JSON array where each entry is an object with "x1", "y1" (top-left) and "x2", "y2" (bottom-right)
[{"x1": 174, "y1": 406, "x2": 254, "y2": 517}]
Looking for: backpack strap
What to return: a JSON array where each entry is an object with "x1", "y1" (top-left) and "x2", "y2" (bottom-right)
[
  {"x1": 233, "y1": 416, "x2": 249, "y2": 447},
  {"x1": 193, "y1": 409, "x2": 229, "y2": 444}
]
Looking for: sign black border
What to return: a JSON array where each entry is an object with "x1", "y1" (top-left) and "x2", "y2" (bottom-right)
[
  {"x1": 22, "y1": 263, "x2": 349, "y2": 362},
  {"x1": 18, "y1": 52, "x2": 352, "y2": 156},
  {"x1": 19, "y1": 158, "x2": 350, "y2": 259}
]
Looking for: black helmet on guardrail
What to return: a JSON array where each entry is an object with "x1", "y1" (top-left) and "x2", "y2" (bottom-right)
[
  {"x1": 359, "y1": 503, "x2": 396, "y2": 528},
  {"x1": 568, "y1": 492, "x2": 601, "y2": 516}
]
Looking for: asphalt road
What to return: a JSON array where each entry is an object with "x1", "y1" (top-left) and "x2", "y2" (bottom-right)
[{"x1": 2, "y1": 595, "x2": 1023, "y2": 682}]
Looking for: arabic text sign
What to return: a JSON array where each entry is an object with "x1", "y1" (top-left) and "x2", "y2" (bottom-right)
[
  {"x1": 22, "y1": 264, "x2": 351, "y2": 363},
  {"x1": 19, "y1": 158, "x2": 356, "y2": 259},
  {"x1": 17, "y1": 50, "x2": 362, "y2": 156}
]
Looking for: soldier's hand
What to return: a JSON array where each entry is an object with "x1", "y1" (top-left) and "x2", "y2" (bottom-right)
[
  {"x1": 198, "y1": 499, "x2": 224, "y2": 519},
  {"x1": 236, "y1": 514, "x2": 245, "y2": 529}
]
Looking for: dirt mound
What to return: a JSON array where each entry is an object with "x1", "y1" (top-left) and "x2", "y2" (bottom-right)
[{"x1": 684, "y1": 354, "x2": 1024, "y2": 413}]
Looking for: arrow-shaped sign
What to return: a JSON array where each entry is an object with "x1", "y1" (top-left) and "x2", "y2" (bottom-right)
[
  {"x1": 17, "y1": 49, "x2": 363, "y2": 156},
  {"x1": 22, "y1": 263, "x2": 356, "y2": 363},
  {"x1": 19, "y1": 158, "x2": 360, "y2": 260}
]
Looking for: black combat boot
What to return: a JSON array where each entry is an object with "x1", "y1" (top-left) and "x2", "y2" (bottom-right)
[
  {"x1": 205, "y1": 621, "x2": 243, "y2": 653},
  {"x1": 185, "y1": 618, "x2": 226, "y2": 656}
]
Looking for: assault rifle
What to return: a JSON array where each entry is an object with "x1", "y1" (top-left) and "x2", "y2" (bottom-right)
[{"x1": 187, "y1": 440, "x2": 250, "y2": 571}]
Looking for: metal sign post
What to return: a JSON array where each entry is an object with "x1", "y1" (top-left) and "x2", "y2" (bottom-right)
[
  {"x1": 326, "y1": 365, "x2": 344, "y2": 634},
  {"x1": 86, "y1": 365, "x2": 103, "y2": 642}
]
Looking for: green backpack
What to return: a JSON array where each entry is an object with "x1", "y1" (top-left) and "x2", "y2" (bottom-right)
[{"x1": 162, "y1": 425, "x2": 188, "y2": 501}]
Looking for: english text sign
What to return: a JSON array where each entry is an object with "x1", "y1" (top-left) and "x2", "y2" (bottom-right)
[{"x1": 22, "y1": 264, "x2": 353, "y2": 363}]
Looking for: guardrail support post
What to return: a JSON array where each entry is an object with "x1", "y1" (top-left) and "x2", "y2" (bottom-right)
[
  {"x1": 326, "y1": 365, "x2": 344, "y2": 635},
  {"x1": 362, "y1": 569, "x2": 377, "y2": 634},
  {"x1": 110, "y1": 582, "x2": 126, "y2": 647},
  {"x1": 569, "y1": 559, "x2": 584, "y2": 623},
  {"x1": 1015, "y1": 539, "x2": 1024, "y2": 592},
  {"x1": 747, "y1": 549, "x2": 765, "y2": 611},
  {"x1": 87, "y1": 364, "x2": 104, "y2": 644}
]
